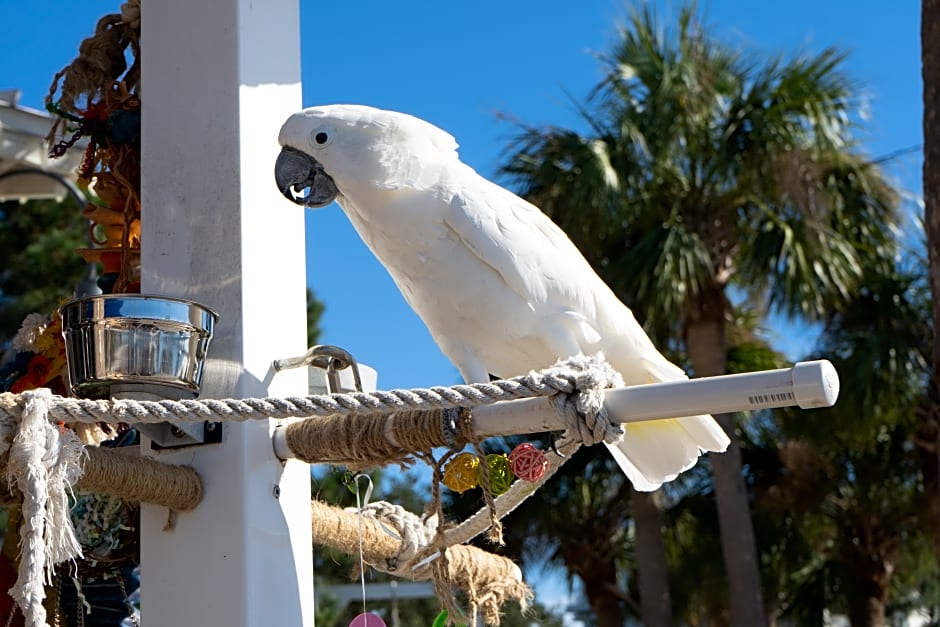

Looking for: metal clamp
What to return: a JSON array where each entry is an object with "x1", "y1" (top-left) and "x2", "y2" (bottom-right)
[{"x1": 273, "y1": 344, "x2": 363, "y2": 394}]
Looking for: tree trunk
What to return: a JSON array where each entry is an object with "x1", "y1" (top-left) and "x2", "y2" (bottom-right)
[
  {"x1": 922, "y1": 0, "x2": 940, "y2": 565},
  {"x1": 917, "y1": 421, "x2": 940, "y2": 561},
  {"x1": 846, "y1": 595, "x2": 887, "y2": 627},
  {"x1": 566, "y1": 552, "x2": 626, "y2": 627},
  {"x1": 924, "y1": 0, "x2": 940, "y2": 396},
  {"x1": 632, "y1": 489, "x2": 674, "y2": 627},
  {"x1": 686, "y1": 286, "x2": 768, "y2": 627},
  {"x1": 844, "y1": 552, "x2": 890, "y2": 627},
  {"x1": 707, "y1": 419, "x2": 767, "y2": 627}
]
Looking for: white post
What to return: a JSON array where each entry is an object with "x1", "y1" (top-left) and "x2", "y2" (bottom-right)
[{"x1": 139, "y1": 1, "x2": 312, "y2": 625}]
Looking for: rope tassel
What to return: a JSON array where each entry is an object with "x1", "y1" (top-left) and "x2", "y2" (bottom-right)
[{"x1": 6, "y1": 389, "x2": 84, "y2": 627}]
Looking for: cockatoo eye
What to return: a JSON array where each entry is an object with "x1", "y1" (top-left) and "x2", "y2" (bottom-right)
[{"x1": 309, "y1": 126, "x2": 333, "y2": 148}]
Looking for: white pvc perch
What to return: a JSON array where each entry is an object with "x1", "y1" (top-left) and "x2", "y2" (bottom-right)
[
  {"x1": 474, "y1": 359, "x2": 838, "y2": 435},
  {"x1": 272, "y1": 360, "x2": 839, "y2": 460}
]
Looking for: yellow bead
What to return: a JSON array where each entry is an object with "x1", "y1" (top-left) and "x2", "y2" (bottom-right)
[{"x1": 442, "y1": 452, "x2": 480, "y2": 493}]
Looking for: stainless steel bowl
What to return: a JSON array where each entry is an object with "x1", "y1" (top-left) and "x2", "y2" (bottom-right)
[{"x1": 59, "y1": 294, "x2": 219, "y2": 399}]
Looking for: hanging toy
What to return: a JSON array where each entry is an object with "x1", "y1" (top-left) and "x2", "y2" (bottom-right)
[
  {"x1": 442, "y1": 452, "x2": 480, "y2": 493},
  {"x1": 348, "y1": 474, "x2": 387, "y2": 627},
  {"x1": 485, "y1": 454, "x2": 513, "y2": 496},
  {"x1": 442, "y1": 445, "x2": 550, "y2": 493},
  {"x1": 351, "y1": 613, "x2": 387, "y2": 627},
  {"x1": 508, "y1": 443, "x2": 549, "y2": 482}
]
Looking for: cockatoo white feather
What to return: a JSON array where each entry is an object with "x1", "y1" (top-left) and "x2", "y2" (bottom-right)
[{"x1": 275, "y1": 104, "x2": 729, "y2": 491}]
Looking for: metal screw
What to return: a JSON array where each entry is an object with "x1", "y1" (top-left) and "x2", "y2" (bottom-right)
[
  {"x1": 170, "y1": 426, "x2": 186, "y2": 438},
  {"x1": 273, "y1": 484, "x2": 281, "y2": 499},
  {"x1": 206, "y1": 422, "x2": 217, "y2": 431}
]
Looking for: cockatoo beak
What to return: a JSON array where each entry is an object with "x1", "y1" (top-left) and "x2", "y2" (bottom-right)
[{"x1": 274, "y1": 147, "x2": 339, "y2": 208}]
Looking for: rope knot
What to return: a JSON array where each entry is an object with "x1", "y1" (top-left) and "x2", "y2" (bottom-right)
[
  {"x1": 540, "y1": 353, "x2": 624, "y2": 447},
  {"x1": 354, "y1": 500, "x2": 437, "y2": 573}
]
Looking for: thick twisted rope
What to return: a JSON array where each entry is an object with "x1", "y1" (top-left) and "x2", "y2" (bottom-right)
[
  {"x1": 309, "y1": 499, "x2": 530, "y2": 626},
  {"x1": 78, "y1": 447, "x2": 203, "y2": 512},
  {"x1": 356, "y1": 501, "x2": 435, "y2": 573},
  {"x1": 0, "y1": 361, "x2": 604, "y2": 428},
  {"x1": 280, "y1": 354, "x2": 624, "y2": 509}
]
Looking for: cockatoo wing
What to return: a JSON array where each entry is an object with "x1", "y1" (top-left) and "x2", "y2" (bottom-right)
[
  {"x1": 443, "y1": 168, "x2": 608, "y2": 337},
  {"x1": 442, "y1": 168, "x2": 729, "y2": 491}
]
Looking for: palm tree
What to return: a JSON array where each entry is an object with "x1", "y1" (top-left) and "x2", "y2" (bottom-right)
[
  {"x1": 501, "y1": 4, "x2": 897, "y2": 625},
  {"x1": 767, "y1": 254, "x2": 935, "y2": 627},
  {"x1": 920, "y1": 0, "x2": 940, "y2": 564},
  {"x1": 306, "y1": 287, "x2": 326, "y2": 347},
  {"x1": 665, "y1": 311, "x2": 790, "y2": 626},
  {"x1": 750, "y1": 423, "x2": 933, "y2": 627}
]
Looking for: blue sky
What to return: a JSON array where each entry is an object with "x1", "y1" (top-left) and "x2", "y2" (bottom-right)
[{"x1": 2, "y1": 0, "x2": 923, "y2": 393}]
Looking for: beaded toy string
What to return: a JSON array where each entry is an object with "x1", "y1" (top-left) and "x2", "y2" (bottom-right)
[
  {"x1": 349, "y1": 474, "x2": 386, "y2": 627},
  {"x1": 442, "y1": 443, "x2": 549, "y2": 495}
]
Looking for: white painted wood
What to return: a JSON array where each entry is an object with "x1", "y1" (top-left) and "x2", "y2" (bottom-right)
[
  {"x1": 0, "y1": 92, "x2": 86, "y2": 201},
  {"x1": 139, "y1": 0, "x2": 312, "y2": 625}
]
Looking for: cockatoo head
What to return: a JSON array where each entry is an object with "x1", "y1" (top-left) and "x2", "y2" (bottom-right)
[{"x1": 275, "y1": 104, "x2": 459, "y2": 208}]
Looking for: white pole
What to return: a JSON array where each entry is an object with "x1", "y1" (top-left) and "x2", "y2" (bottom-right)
[{"x1": 139, "y1": 1, "x2": 312, "y2": 625}]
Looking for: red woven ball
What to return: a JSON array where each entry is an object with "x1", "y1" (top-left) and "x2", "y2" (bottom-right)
[{"x1": 509, "y1": 443, "x2": 549, "y2": 482}]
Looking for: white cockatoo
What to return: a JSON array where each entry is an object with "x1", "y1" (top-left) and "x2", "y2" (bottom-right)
[{"x1": 275, "y1": 104, "x2": 729, "y2": 491}]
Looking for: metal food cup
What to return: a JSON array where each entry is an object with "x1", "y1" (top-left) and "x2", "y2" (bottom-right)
[{"x1": 59, "y1": 294, "x2": 219, "y2": 400}]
